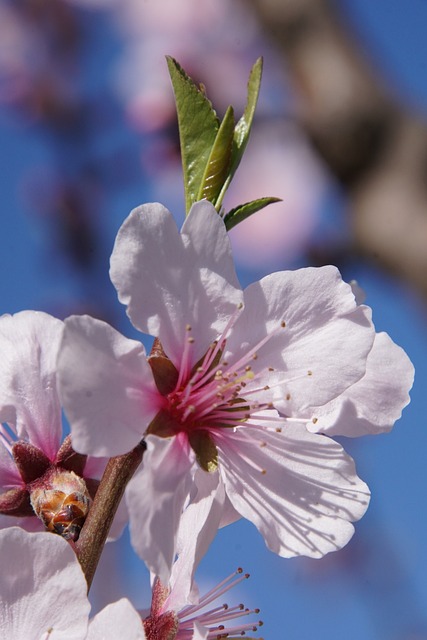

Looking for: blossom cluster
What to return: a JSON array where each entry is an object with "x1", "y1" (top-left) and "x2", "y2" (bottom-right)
[{"x1": 0, "y1": 199, "x2": 414, "y2": 638}]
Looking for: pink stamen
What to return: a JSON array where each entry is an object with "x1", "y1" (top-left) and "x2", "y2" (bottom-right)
[
  {"x1": 162, "y1": 317, "x2": 289, "y2": 452},
  {"x1": 174, "y1": 569, "x2": 263, "y2": 640},
  {"x1": 176, "y1": 325, "x2": 195, "y2": 389}
]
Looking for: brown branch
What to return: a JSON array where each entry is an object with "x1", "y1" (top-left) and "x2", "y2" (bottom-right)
[
  {"x1": 253, "y1": 0, "x2": 427, "y2": 297},
  {"x1": 75, "y1": 442, "x2": 145, "y2": 591}
]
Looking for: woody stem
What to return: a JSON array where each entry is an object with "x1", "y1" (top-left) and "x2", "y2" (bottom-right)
[{"x1": 75, "y1": 441, "x2": 146, "y2": 591}]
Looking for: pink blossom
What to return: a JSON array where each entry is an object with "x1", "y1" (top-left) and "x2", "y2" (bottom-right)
[
  {"x1": 58, "y1": 200, "x2": 412, "y2": 582},
  {"x1": 0, "y1": 526, "x2": 145, "y2": 639},
  {"x1": 0, "y1": 311, "x2": 118, "y2": 540}
]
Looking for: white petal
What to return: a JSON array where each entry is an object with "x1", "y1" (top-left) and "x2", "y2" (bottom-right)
[
  {"x1": 166, "y1": 470, "x2": 225, "y2": 610},
  {"x1": 58, "y1": 315, "x2": 160, "y2": 457},
  {"x1": 110, "y1": 201, "x2": 242, "y2": 367},
  {"x1": 0, "y1": 442, "x2": 22, "y2": 488},
  {"x1": 0, "y1": 527, "x2": 90, "y2": 639},
  {"x1": 126, "y1": 435, "x2": 194, "y2": 585},
  {"x1": 0, "y1": 311, "x2": 63, "y2": 460},
  {"x1": 192, "y1": 621, "x2": 209, "y2": 640},
  {"x1": 0, "y1": 514, "x2": 42, "y2": 532},
  {"x1": 217, "y1": 419, "x2": 370, "y2": 559},
  {"x1": 218, "y1": 495, "x2": 241, "y2": 528},
  {"x1": 107, "y1": 491, "x2": 129, "y2": 542},
  {"x1": 87, "y1": 599, "x2": 145, "y2": 640},
  {"x1": 311, "y1": 332, "x2": 415, "y2": 436},
  {"x1": 226, "y1": 266, "x2": 375, "y2": 411}
]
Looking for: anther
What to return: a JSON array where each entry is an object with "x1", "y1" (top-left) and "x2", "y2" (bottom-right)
[
  {"x1": 252, "y1": 354, "x2": 258, "y2": 360},
  {"x1": 188, "y1": 337, "x2": 195, "y2": 344},
  {"x1": 307, "y1": 370, "x2": 313, "y2": 376},
  {"x1": 281, "y1": 320, "x2": 286, "y2": 328},
  {"x1": 275, "y1": 427, "x2": 282, "y2": 433},
  {"x1": 312, "y1": 417, "x2": 318, "y2": 424},
  {"x1": 186, "y1": 324, "x2": 192, "y2": 332},
  {"x1": 263, "y1": 385, "x2": 270, "y2": 390},
  {"x1": 286, "y1": 393, "x2": 291, "y2": 400}
]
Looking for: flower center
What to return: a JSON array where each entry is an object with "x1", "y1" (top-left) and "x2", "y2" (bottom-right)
[
  {"x1": 147, "y1": 312, "x2": 287, "y2": 472},
  {"x1": 143, "y1": 569, "x2": 263, "y2": 640}
]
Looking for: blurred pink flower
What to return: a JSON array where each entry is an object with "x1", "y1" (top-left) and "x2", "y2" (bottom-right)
[
  {"x1": 227, "y1": 124, "x2": 328, "y2": 269},
  {"x1": 111, "y1": 0, "x2": 265, "y2": 133}
]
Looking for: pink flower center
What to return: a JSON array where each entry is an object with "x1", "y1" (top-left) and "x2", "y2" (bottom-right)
[
  {"x1": 148, "y1": 312, "x2": 287, "y2": 471},
  {"x1": 143, "y1": 569, "x2": 263, "y2": 640}
]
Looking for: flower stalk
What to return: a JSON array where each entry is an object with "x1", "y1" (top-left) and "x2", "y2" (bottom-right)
[{"x1": 75, "y1": 440, "x2": 146, "y2": 590}]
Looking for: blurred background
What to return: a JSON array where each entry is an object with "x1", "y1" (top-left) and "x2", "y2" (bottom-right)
[{"x1": 1, "y1": 0, "x2": 426, "y2": 637}]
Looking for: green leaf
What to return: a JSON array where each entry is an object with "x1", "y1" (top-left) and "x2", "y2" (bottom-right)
[
  {"x1": 188, "y1": 430, "x2": 218, "y2": 473},
  {"x1": 234, "y1": 57, "x2": 263, "y2": 158},
  {"x1": 224, "y1": 197, "x2": 282, "y2": 231},
  {"x1": 166, "y1": 56, "x2": 219, "y2": 214},
  {"x1": 215, "y1": 57, "x2": 264, "y2": 209},
  {"x1": 197, "y1": 105, "x2": 235, "y2": 205}
]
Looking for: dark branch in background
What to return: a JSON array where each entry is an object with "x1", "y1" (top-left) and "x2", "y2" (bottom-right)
[{"x1": 253, "y1": 0, "x2": 427, "y2": 298}]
